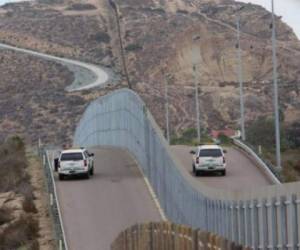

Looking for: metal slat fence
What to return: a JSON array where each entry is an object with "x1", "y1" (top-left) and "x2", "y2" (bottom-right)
[
  {"x1": 74, "y1": 88, "x2": 300, "y2": 249},
  {"x1": 111, "y1": 222, "x2": 250, "y2": 250}
]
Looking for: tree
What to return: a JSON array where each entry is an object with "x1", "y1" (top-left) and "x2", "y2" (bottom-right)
[{"x1": 246, "y1": 116, "x2": 287, "y2": 151}]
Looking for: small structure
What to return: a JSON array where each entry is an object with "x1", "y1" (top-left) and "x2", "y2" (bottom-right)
[{"x1": 211, "y1": 128, "x2": 240, "y2": 139}]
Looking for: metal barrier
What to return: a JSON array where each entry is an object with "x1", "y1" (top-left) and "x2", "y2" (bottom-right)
[
  {"x1": 74, "y1": 88, "x2": 300, "y2": 249},
  {"x1": 111, "y1": 222, "x2": 250, "y2": 250},
  {"x1": 233, "y1": 139, "x2": 281, "y2": 184},
  {"x1": 40, "y1": 147, "x2": 68, "y2": 250}
]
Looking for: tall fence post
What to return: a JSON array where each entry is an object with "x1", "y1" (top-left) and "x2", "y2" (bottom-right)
[{"x1": 275, "y1": 197, "x2": 283, "y2": 249}]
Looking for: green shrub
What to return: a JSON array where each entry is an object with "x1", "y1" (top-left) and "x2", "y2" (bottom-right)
[
  {"x1": 170, "y1": 128, "x2": 214, "y2": 145},
  {"x1": 66, "y1": 3, "x2": 97, "y2": 11},
  {"x1": 89, "y1": 32, "x2": 110, "y2": 43},
  {"x1": 125, "y1": 43, "x2": 143, "y2": 52},
  {"x1": 246, "y1": 116, "x2": 288, "y2": 151},
  {"x1": 218, "y1": 134, "x2": 232, "y2": 145}
]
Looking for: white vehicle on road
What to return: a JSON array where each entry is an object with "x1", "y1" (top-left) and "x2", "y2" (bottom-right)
[
  {"x1": 190, "y1": 145, "x2": 226, "y2": 176},
  {"x1": 57, "y1": 148, "x2": 94, "y2": 180}
]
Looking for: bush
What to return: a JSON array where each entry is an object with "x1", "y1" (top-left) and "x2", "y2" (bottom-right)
[
  {"x1": 170, "y1": 128, "x2": 214, "y2": 145},
  {"x1": 0, "y1": 214, "x2": 39, "y2": 250},
  {"x1": 66, "y1": 3, "x2": 97, "y2": 11},
  {"x1": 0, "y1": 208, "x2": 12, "y2": 225},
  {"x1": 0, "y1": 137, "x2": 39, "y2": 250},
  {"x1": 282, "y1": 163, "x2": 299, "y2": 183},
  {"x1": 125, "y1": 43, "x2": 143, "y2": 52},
  {"x1": 89, "y1": 32, "x2": 110, "y2": 43},
  {"x1": 246, "y1": 116, "x2": 288, "y2": 151},
  {"x1": 218, "y1": 133, "x2": 232, "y2": 145},
  {"x1": 286, "y1": 122, "x2": 300, "y2": 148},
  {"x1": 23, "y1": 197, "x2": 38, "y2": 214}
]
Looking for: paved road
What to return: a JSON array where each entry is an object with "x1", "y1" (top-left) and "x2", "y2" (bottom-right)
[
  {"x1": 55, "y1": 147, "x2": 161, "y2": 250},
  {"x1": 0, "y1": 43, "x2": 110, "y2": 91},
  {"x1": 171, "y1": 145, "x2": 272, "y2": 191}
]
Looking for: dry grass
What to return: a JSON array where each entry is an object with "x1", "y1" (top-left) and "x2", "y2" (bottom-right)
[
  {"x1": 0, "y1": 214, "x2": 39, "y2": 250},
  {"x1": 0, "y1": 136, "x2": 40, "y2": 250},
  {"x1": 0, "y1": 207, "x2": 11, "y2": 225}
]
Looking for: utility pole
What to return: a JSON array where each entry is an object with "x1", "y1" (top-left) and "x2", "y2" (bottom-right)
[
  {"x1": 108, "y1": 0, "x2": 132, "y2": 89},
  {"x1": 193, "y1": 64, "x2": 201, "y2": 143},
  {"x1": 164, "y1": 74, "x2": 170, "y2": 144},
  {"x1": 271, "y1": 0, "x2": 282, "y2": 170},
  {"x1": 236, "y1": 16, "x2": 246, "y2": 141},
  {"x1": 192, "y1": 35, "x2": 201, "y2": 144}
]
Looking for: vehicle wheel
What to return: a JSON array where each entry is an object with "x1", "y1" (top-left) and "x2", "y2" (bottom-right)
[
  {"x1": 59, "y1": 174, "x2": 64, "y2": 181},
  {"x1": 90, "y1": 167, "x2": 94, "y2": 176},
  {"x1": 195, "y1": 170, "x2": 201, "y2": 177},
  {"x1": 192, "y1": 165, "x2": 196, "y2": 174},
  {"x1": 85, "y1": 172, "x2": 90, "y2": 179},
  {"x1": 221, "y1": 170, "x2": 226, "y2": 176}
]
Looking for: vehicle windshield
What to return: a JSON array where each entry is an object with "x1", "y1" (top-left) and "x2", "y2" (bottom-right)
[
  {"x1": 60, "y1": 153, "x2": 83, "y2": 161},
  {"x1": 199, "y1": 149, "x2": 222, "y2": 157}
]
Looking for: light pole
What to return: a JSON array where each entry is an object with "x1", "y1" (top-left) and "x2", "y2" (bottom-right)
[
  {"x1": 236, "y1": 16, "x2": 246, "y2": 141},
  {"x1": 192, "y1": 64, "x2": 201, "y2": 143},
  {"x1": 271, "y1": 0, "x2": 282, "y2": 170},
  {"x1": 164, "y1": 73, "x2": 170, "y2": 144},
  {"x1": 192, "y1": 35, "x2": 201, "y2": 143}
]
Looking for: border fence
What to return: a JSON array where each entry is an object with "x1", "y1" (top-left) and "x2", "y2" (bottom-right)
[
  {"x1": 74, "y1": 88, "x2": 300, "y2": 249},
  {"x1": 111, "y1": 222, "x2": 250, "y2": 250}
]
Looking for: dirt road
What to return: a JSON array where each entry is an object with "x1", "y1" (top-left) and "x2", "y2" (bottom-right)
[{"x1": 0, "y1": 43, "x2": 111, "y2": 91}]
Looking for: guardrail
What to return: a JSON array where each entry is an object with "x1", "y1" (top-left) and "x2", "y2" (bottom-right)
[
  {"x1": 233, "y1": 139, "x2": 281, "y2": 184},
  {"x1": 74, "y1": 88, "x2": 300, "y2": 249},
  {"x1": 111, "y1": 222, "x2": 250, "y2": 250},
  {"x1": 39, "y1": 147, "x2": 68, "y2": 250}
]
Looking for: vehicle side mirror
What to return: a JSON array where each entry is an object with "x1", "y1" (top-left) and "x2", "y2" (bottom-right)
[
  {"x1": 89, "y1": 153, "x2": 94, "y2": 157},
  {"x1": 190, "y1": 150, "x2": 196, "y2": 155},
  {"x1": 223, "y1": 150, "x2": 227, "y2": 154},
  {"x1": 54, "y1": 158, "x2": 59, "y2": 172}
]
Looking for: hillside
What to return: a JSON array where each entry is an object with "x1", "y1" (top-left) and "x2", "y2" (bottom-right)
[{"x1": 0, "y1": 0, "x2": 299, "y2": 144}]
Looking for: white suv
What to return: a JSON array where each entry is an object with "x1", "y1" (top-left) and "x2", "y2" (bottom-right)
[
  {"x1": 57, "y1": 148, "x2": 94, "y2": 180},
  {"x1": 191, "y1": 145, "x2": 226, "y2": 176}
]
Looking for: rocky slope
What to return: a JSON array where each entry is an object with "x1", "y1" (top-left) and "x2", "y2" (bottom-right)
[
  {"x1": 0, "y1": 137, "x2": 54, "y2": 249},
  {"x1": 0, "y1": 0, "x2": 299, "y2": 144}
]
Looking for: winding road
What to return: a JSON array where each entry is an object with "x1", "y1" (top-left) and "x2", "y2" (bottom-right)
[{"x1": 0, "y1": 43, "x2": 111, "y2": 91}]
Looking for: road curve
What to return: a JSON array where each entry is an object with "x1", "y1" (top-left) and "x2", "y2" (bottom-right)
[
  {"x1": 171, "y1": 145, "x2": 272, "y2": 191},
  {"x1": 0, "y1": 43, "x2": 110, "y2": 91},
  {"x1": 55, "y1": 147, "x2": 161, "y2": 250}
]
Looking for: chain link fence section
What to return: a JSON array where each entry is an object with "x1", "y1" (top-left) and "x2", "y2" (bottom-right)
[
  {"x1": 39, "y1": 146, "x2": 68, "y2": 250},
  {"x1": 74, "y1": 88, "x2": 300, "y2": 249}
]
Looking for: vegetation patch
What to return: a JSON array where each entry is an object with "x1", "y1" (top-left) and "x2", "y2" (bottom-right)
[
  {"x1": 246, "y1": 117, "x2": 300, "y2": 182},
  {"x1": 66, "y1": 3, "x2": 97, "y2": 11},
  {"x1": 89, "y1": 32, "x2": 111, "y2": 43},
  {"x1": 171, "y1": 128, "x2": 214, "y2": 146},
  {"x1": 125, "y1": 43, "x2": 143, "y2": 52},
  {"x1": 0, "y1": 136, "x2": 40, "y2": 249}
]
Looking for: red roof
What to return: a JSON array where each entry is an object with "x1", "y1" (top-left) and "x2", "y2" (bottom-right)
[{"x1": 211, "y1": 128, "x2": 236, "y2": 139}]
